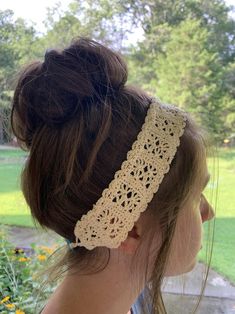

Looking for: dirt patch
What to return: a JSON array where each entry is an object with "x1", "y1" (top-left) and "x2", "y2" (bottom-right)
[{"x1": 4, "y1": 225, "x2": 63, "y2": 249}]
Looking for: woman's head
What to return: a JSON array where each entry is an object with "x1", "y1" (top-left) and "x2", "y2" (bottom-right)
[{"x1": 10, "y1": 37, "x2": 214, "y2": 313}]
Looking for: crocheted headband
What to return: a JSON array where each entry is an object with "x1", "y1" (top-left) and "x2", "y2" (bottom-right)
[{"x1": 66, "y1": 97, "x2": 187, "y2": 250}]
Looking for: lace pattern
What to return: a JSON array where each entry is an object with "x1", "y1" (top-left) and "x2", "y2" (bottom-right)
[{"x1": 71, "y1": 97, "x2": 187, "y2": 250}]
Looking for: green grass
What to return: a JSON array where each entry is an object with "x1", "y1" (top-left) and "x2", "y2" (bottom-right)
[
  {"x1": 0, "y1": 149, "x2": 29, "y2": 158},
  {"x1": 0, "y1": 161, "x2": 35, "y2": 227},
  {"x1": 0, "y1": 147, "x2": 235, "y2": 284},
  {"x1": 197, "y1": 147, "x2": 235, "y2": 284}
]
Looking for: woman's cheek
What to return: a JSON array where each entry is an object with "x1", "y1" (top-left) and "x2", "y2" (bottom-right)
[{"x1": 164, "y1": 204, "x2": 203, "y2": 277}]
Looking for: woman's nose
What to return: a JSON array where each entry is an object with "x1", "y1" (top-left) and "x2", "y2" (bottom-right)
[{"x1": 200, "y1": 194, "x2": 215, "y2": 223}]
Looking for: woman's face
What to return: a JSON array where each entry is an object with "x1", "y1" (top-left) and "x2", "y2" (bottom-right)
[{"x1": 163, "y1": 161, "x2": 215, "y2": 277}]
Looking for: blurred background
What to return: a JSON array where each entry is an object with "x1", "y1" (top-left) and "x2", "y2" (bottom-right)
[{"x1": 0, "y1": 1, "x2": 234, "y2": 313}]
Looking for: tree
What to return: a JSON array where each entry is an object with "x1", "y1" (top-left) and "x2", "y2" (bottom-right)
[
  {"x1": 0, "y1": 10, "x2": 17, "y2": 91},
  {"x1": 123, "y1": 0, "x2": 235, "y2": 139},
  {"x1": 41, "y1": 0, "x2": 136, "y2": 52},
  {"x1": 0, "y1": 10, "x2": 37, "y2": 143},
  {"x1": 119, "y1": 0, "x2": 235, "y2": 63},
  {"x1": 151, "y1": 19, "x2": 223, "y2": 136},
  {"x1": 220, "y1": 62, "x2": 235, "y2": 133},
  {"x1": 0, "y1": 9, "x2": 37, "y2": 90}
]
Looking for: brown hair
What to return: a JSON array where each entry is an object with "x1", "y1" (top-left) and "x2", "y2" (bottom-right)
[{"x1": 10, "y1": 37, "x2": 211, "y2": 313}]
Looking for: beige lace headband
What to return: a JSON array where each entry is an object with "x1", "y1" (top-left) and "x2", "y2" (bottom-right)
[{"x1": 69, "y1": 97, "x2": 187, "y2": 250}]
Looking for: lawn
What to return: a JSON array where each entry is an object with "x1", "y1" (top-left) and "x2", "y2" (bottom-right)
[
  {"x1": 197, "y1": 148, "x2": 235, "y2": 284},
  {"x1": 0, "y1": 149, "x2": 28, "y2": 158},
  {"x1": 0, "y1": 147, "x2": 235, "y2": 284}
]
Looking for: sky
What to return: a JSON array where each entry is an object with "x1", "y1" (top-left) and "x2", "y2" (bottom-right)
[
  {"x1": 0, "y1": 0, "x2": 234, "y2": 41},
  {"x1": 0, "y1": 0, "x2": 72, "y2": 33}
]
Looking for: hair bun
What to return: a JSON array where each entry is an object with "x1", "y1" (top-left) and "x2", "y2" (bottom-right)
[
  {"x1": 11, "y1": 37, "x2": 128, "y2": 147},
  {"x1": 63, "y1": 37, "x2": 128, "y2": 98}
]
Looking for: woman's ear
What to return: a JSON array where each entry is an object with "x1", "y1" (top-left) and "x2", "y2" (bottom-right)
[
  {"x1": 118, "y1": 224, "x2": 141, "y2": 254},
  {"x1": 117, "y1": 211, "x2": 153, "y2": 254}
]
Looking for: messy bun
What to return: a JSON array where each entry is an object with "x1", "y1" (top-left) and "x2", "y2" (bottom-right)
[{"x1": 11, "y1": 37, "x2": 127, "y2": 148}]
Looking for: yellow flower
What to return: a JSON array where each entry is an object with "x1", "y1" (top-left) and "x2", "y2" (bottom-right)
[
  {"x1": 18, "y1": 257, "x2": 29, "y2": 262},
  {"x1": 39, "y1": 246, "x2": 54, "y2": 254},
  {"x1": 0, "y1": 296, "x2": 10, "y2": 304},
  {"x1": 16, "y1": 309, "x2": 25, "y2": 314},
  {"x1": 5, "y1": 303, "x2": 15, "y2": 309},
  {"x1": 46, "y1": 248, "x2": 54, "y2": 254},
  {"x1": 37, "y1": 254, "x2": 47, "y2": 261},
  {"x1": 43, "y1": 248, "x2": 54, "y2": 254}
]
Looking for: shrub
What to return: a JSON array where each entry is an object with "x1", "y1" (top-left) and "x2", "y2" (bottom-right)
[{"x1": 0, "y1": 225, "x2": 60, "y2": 313}]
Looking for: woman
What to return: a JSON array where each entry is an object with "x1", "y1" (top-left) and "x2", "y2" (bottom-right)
[{"x1": 10, "y1": 37, "x2": 215, "y2": 314}]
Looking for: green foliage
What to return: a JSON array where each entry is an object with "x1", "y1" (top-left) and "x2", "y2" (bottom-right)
[
  {"x1": 39, "y1": 11, "x2": 83, "y2": 50},
  {"x1": 226, "y1": 112, "x2": 235, "y2": 129},
  {"x1": 40, "y1": 0, "x2": 130, "y2": 51},
  {"x1": 153, "y1": 19, "x2": 224, "y2": 137},
  {"x1": 120, "y1": 0, "x2": 235, "y2": 63},
  {"x1": 0, "y1": 1, "x2": 235, "y2": 141},
  {"x1": 0, "y1": 10, "x2": 17, "y2": 92},
  {"x1": 0, "y1": 9, "x2": 37, "y2": 116},
  {"x1": 0, "y1": 10, "x2": 37, "y2": 75},
  {"x1": 0, "y1": 225, "x2": 59, "y2": 313},
  {"x1": 0, "y1": 90, "x2": 12, "y2": 143},
  {"x1": 126, "y1": 0, "x2": 235, "y2": 140},
  {"x1": 220, "y1": 62, "x2": 235, "y2": 133}
]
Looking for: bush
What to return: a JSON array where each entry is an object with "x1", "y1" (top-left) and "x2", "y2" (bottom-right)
[{"x1": 0, "y1": 225, "x2": 60, "y2": 313}]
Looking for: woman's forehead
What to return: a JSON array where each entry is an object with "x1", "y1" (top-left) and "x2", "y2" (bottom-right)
[
  {"x1": 197, "y1": 159, "x2": 210, "y2": 191},
  {"x1": 192, "y1": 148, "x2": 209, "y2": 193}
]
